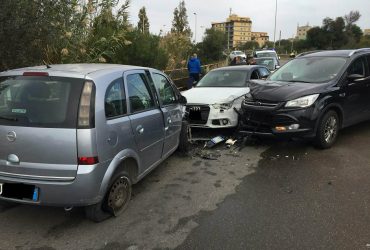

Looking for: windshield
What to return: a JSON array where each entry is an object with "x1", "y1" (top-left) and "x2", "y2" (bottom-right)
[
  {"x1": 256, "y1": 52, "x2": 276, "y2": 58},
  {"x1": 235, "y1": 51, "x2": 244, "y2": 55},
  {"x1": 268, "y1": 57, "x2": 347, "y2": 83},
  {"x1": 0, "y1": 76, "x2": 84, "y2": 128},
  {"x1": 255, "y1": 58, "x2": 275, "y2": 70},
  {"x1": 196, "y1": 70, "x2": 248, "y2": 87}
]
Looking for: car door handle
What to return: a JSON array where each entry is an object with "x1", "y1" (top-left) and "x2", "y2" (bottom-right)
[{"x1": 136, "y1": 125, "x2": 144, "y2": 134}]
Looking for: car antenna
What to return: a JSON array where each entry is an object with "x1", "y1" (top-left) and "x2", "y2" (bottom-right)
[{"x1": 43, "y1": 60, "x2": 51, "y2": 69}]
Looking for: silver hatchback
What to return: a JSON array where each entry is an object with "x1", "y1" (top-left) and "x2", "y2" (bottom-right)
[{"x1": 0, "y1": 64, "x2": 188, "y2": 221}]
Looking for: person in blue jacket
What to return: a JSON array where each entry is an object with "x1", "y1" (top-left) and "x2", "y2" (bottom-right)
[{"x1": 187, "y1": 53, "x2": 201, "y2": 89}]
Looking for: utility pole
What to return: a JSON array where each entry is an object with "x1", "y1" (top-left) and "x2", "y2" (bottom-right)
[{"x1": 273, "y1": 0, "x2": 277, "y2": 48}]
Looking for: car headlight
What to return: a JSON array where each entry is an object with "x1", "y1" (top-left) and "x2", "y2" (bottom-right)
[
  {"x1": 212, "y1": 101, "x2": 234, "y2": 110},
  {"x1": 285, "y1": 94, "x2": 319, "y2": 108}
]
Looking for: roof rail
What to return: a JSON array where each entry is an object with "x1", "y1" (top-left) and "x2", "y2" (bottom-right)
[
  {"x1": 296, "y1": 50, "x2": 323, "y2": 57},
  {"x1": 349, "y1": 48, "x2": 370, "y2": 56}
]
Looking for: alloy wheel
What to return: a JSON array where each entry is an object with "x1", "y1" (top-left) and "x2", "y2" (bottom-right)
[{"x1": 324, "y1": 116, "x2": 338, "y2": 143}]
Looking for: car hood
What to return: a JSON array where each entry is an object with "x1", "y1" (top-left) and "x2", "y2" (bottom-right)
[
  {"x1": 249, "y1": 80, "x2": 330, "y2": 102},
  {"x1": 181, "y1": 87, "x2": 249, "y2": 104}
]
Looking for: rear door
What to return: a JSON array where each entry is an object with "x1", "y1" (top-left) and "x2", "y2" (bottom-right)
[
  {"x1": 124, "y1": 71, "x2": 165, "y2": 171},
  {"x1": 0, "y1": 75, "x2": 84, "y2": 181},
  {"x1": 151, "y1": 72, "x2": 182, "y2": 158}
]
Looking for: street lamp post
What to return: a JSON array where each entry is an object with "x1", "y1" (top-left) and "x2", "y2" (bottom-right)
[
  {"x1": 273, "y1": 0, "x2": 277, "y2": 48},
  {"x1": 193, "y1": 12, "x2": 197, "y2": 43}
]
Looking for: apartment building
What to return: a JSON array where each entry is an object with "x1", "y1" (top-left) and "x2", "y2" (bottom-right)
[
  {"x1": 296, "y1": 25, "x2": 312, "y2": 40},
  {"x1": 212, "y1": 14, "x2": 269, "y2": 49}
]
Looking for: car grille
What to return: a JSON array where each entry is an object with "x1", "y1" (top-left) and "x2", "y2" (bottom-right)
[
  {"x1": 186, "y1": 105, "x2": 210, "y2": 125},
  {"x1": 241, "y1": 111, "x2": 273, "y2": 133},
  {"x1": 243, "y1": 99, "x2": 279, "y2": 108}
]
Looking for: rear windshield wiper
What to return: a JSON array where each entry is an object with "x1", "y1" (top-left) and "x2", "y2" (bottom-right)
[
  {"x1": 286, "y1": 80, "x2": 311, "y2": 83},
  {"x1": 0, "y1": 116, "x2": 18, "y2": 121}
]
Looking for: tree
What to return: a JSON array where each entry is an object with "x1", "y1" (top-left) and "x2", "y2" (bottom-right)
[
  {"x1": 137, "y1": 7, "x2": 149, "y2": 33},
  {"x1": 160, "y1": 32, "x2": 192, "y2": 69},
  {"x1": 171, "y1": 1, "x2": 191, "y2": 37},
  {"x1": 116, "y1": 30, "x2": 168, "y2": 69},
  {"x1": 197, "y1": 29, "x2": 227, "y2": 64},
  {"x1": 344, "y1": 10, "x2": 361, "y2": 29},
  {"x1": 0, "y1": 0, "x2": 89, "y2": 69}
]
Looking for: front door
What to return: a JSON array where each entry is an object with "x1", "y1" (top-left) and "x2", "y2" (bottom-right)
[
  {"x1": 342, "y1": 56, "x2": 370, "y2": 126},
  {"x1": 151, "y1": 72, "x2": 182, "y2": 158},
  {"x1": 124, "y1": 71, "x2": 165, "y2": 172}
]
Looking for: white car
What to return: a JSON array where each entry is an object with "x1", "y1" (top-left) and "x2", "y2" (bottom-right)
[
  {"x1": 255, "y1": 50, "x2": 280, "y2": 65},
  {"x1": 182, "y1": 65, "x2": 270, "y2": 128},
  {"x1": 229, "y1": 50, "x2": 247, "y2": 61}
]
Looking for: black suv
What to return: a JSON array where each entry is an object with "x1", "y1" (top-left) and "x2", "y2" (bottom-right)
[{"x1": 239, "y1": 49, "x2": 370, "y2": 148}]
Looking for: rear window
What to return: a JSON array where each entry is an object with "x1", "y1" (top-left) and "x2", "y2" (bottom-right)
[
  {"x1": 0, "y1": 76, "x2": 84, "y2": 128},
  {"x1": 256, "y1": 52, "x2": 277, "y2": 58}
]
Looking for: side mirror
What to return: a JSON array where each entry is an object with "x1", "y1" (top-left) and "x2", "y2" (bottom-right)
[
  {"x1": 179, "y1": 95, "x2": 187, "y2": 105},
  {"x1": 347, "y1": 74, "x2": 364, "y2": 81}
]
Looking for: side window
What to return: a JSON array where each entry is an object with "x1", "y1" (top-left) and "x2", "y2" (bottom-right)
[
  {"x1": 126, "y1": 73, "x2": 155, "y2": 113},
  {"x1": 251, "y1": 70, "x2": 260, "y2": 80},
  {"x1": 258, "y1": 68, "x2": 270, "y2": 78},
  {"x1": 348, "y1": 57, "x2": 366, "y2": 76},
  {"x1": 105, "y1": 78, "x2": 126, "y2": 119},
  {"x1": 152, "y1": 73, "x2": 177, "y2": 105}
]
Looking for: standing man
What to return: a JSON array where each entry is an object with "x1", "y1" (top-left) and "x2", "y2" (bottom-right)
[{"x1": 187, "y1": 53, "x2": 201, "y2": 89}]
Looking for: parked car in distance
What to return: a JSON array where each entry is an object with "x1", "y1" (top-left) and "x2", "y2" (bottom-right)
[
  {"x1": 255, "y1": 50, "x2": 280, "y2": 65},
  {"x1": 181, "y1": 65, "x2": 270, "y2": 128},
  {"x1": 0, "y1": 64, "x2": 188, "y2": 222},
  {"x1": 254, "y1": 57, "x2": 280, "y2": 72},
  {"x1": 239, "y1": 48, "x2": 370, "y2": 148},
  {"x1": 229, "y1": 50, "x2": 247, "y2": 61}
]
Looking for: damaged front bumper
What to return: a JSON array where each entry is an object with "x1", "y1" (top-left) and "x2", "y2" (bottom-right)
[{"x1": 238, "y1": 103, "x2": 318, "y2": 138}]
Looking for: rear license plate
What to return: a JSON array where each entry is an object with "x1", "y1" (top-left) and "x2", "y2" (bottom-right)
[{"x1": 1, "y1": 183, "x2": 37, "y2": 201}]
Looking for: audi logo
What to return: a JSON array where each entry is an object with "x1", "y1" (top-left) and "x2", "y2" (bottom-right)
[{"x1": 189, "y1": 106, "x2": 201, "y2": 111}]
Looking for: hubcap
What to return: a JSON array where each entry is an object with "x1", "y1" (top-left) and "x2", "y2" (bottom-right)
[
  {"x1": 324, "y1": 116, "x2": 338, "y2": 143},
  {"x1": 108, "y1": 177, "x2": 130, "y2": 215}
]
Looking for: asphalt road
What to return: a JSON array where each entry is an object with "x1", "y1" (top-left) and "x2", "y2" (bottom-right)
[
  {"x1": 178, "y1": 122, "x2": 370, "y2": 250},
  {"x1": 1, "y1": 121, "x2": 370, "y2": 250}
]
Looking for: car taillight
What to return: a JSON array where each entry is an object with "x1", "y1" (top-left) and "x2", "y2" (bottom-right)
[
  {"x1": 23, "y1": 72, "x2": 49, "y2": 76},
  {"x1": 78, "y1": 156, "x2": 99, "y2": 165},
  {"x1": 78, "y1": 81, "x2": 95, "y2": 128}
]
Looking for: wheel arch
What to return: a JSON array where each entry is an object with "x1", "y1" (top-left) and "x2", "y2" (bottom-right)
[
  {"x1": 314, "y1": 103, "x2": 344, "y2": 133},
  {"x1": 98, "y1": 149, "x2": 141, "y2": 199}
]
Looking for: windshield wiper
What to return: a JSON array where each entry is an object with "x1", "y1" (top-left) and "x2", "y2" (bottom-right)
[
  {"x1": 286, "y1": 80, "x2": 311, "y2": 83},
  {"x1": 0, "y1": 115, "x2": 18, "y2": 121}
]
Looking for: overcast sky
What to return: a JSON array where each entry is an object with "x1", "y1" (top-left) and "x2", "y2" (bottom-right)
[{"x1": 122, "y1": 0, "x2": 370, "y2": 42}]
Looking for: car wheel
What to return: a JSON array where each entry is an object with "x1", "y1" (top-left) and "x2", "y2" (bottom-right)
[
  {"x1": 178, "y1": 120, "x2": 190, "y2": 153},
  {"x1": 85, "y1": 172, "x2": 132, "y2": 222},
  {"x1": 314, "y1": 110, "x2": 339, "y2": 149}
]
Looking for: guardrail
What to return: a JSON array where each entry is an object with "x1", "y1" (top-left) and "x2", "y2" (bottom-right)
[{"x1": 164, "y1": 61, "x2": 227, "y2": 90}]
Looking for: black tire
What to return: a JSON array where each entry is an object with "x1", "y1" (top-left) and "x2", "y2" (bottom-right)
[
  {"x1": 314, "y1": 110, "x2": 339, "y2": 149},
  {"x1": 85, "y1": 172, "x2": 132, "y2": 222},
  {"x1": 178, "y1": 120, "x2": 190, "y2": 153}
]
